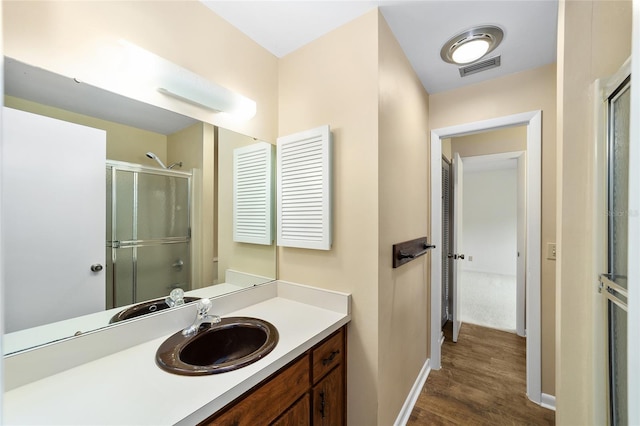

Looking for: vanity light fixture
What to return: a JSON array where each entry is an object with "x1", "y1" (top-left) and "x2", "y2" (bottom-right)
[
  {"x1": 440, "y1": 25, "x2": 504, "y2": 65},
  {"x1": 118, "y1": 40, "x2": 257, "y2": 120}
]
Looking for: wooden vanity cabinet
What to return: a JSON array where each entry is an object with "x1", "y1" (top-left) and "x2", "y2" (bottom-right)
[{"x1": 201, "y1": 326, "x2": 346, "y2": 426}]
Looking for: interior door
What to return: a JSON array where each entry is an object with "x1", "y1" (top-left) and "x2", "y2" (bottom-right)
[
  {"x1": 452, "y1": 152, "x2": 464, "y2": 342},
  {"x1": 2, "y1": 107, "x2": 106, "y2": 332},
  {"x1": 442, "y1": 157, "x2": 453, "y2": 328},
  {"x1": 516, "y1": 153, "x2": 527, "y2": 337},
  {"x1": 599, "y1": 75, "x2": 630, "y2": 425}
]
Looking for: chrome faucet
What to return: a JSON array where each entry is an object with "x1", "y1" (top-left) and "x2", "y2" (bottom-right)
[{"x1": 182, "y1": 298, "x2": 221, "y2": 337}]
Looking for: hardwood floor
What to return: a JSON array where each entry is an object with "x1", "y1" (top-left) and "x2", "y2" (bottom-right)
[{"x1": 408, "y1": 322, "x2": 555, "y2": 425}]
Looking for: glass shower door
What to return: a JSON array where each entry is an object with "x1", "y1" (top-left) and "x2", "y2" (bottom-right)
[
  {"x1": 107, "y1": 163, "x2": 191, "y2": 308},
  {"x1": 600, "y1": 75, "x2": 630, "y2": 425}
]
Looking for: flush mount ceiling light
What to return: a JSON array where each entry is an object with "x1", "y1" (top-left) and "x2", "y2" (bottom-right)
[{"x1": 440, "y1": 25, "x2": 504, "y2": 65}]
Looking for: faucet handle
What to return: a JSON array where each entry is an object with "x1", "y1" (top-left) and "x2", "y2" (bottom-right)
[
  {"x1": 165, "y1": 288, "x2": 185, "y2": 307},
  {"x1": 182, "y1": 298, "x2": 215, "y2": 337},
  {"x1": 196, "y1": 298, "x2": 212, "y2": 316}
]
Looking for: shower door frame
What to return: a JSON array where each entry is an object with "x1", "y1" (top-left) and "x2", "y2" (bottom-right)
[
  {"x1": 594, "y1": 57, "x2": 632, "y2": 425},
  {"x1": 106, "y1": 160, "x2": 192, "y2": 308}
]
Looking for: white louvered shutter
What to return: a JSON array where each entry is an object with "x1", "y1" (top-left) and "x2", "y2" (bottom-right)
[
  {"x1": 277, "y1": 125, "x2": 332, "y2": 250},
  {"x1": 233, "y1": 142, "x2": 274, "y2": 245}
]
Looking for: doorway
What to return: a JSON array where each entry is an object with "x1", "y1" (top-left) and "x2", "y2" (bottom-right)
[
  {"x1": 442, "y1": 127, "x2": 527, "y2": 343},
  {"x1": 453, "y1": 150, "x2": 525, "y2": 335},
  {"x1": 430, "y1": 110, "x2": 542, "y2": 403}
]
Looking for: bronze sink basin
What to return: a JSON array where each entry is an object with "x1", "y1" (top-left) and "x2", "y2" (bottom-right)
[
  {"x1": 109, "y1": 297, "x2": 200, "y2": 323},
  {"x1": 155, "y1": 317, "x2": 279, "y2": 376}
]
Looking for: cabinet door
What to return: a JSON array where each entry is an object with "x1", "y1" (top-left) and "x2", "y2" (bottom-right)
[
  {"x1": 271, "y1": 394, "x2": 310, "y2": 426},
  {"x1": 203, "y1": 356, "x2": 309, "y2": 426},
  {"x1": 312, "y1": 365, "x2": 343, "y2": 426}
]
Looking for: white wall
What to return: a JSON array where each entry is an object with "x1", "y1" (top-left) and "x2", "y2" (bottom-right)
[{"x1": 462, "y1": 166, "x2": 517, "y2": 276}]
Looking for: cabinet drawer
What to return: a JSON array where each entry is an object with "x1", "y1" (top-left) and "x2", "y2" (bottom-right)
[
  {"x1": 203, "y1": 355, "x2": 310, "y2": 426},
  {"x1": 311, "y1": 329, "x2": 343, "y2": 383}
]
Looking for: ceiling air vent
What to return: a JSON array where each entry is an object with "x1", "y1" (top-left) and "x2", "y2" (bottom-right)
[{"x1": 458, "y1": 55, "x2": 501, "y2": 77}]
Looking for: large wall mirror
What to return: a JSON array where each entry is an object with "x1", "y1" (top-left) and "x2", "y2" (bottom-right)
[{"x1": 2, "y1": 57, "x2": 277, "y2": 355}]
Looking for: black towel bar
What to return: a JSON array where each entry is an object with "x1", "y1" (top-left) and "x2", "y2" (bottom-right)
[{"x1": 392, "y1": 237, "x2": 435, "y2": 268}]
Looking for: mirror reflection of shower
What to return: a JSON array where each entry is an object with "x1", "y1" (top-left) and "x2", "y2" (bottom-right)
[
  {"x1": 146, "y1": 151, "x2": 182, "y2": 169},
  {"x1": 106, "y1": 160, "x2": 192, "y2": 309}
]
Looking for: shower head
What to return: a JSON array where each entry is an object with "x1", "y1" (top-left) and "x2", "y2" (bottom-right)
[{"x1": 145, "y1": 152, "x2": 167, "y2": 169}]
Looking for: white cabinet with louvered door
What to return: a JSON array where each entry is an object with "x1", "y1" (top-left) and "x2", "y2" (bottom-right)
[
  {"x1": 233, "y1": 142, "x2": 274, "y2": 245},
  {"x1": 277, "y1": 125, "x2": 332, "y2": 250}
]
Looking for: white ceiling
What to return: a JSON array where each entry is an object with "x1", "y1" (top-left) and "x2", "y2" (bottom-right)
[
  {"x1": 202, "y1": 0, "x2": 558, "y2": 94},
  {"x1": 4, "y1": 1, "x2": 558, "y2": 135}
]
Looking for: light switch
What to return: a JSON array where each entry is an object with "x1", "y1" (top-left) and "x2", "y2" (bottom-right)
[{"x1": 547, "y1": 243, "x2": 557, "y2": 260}]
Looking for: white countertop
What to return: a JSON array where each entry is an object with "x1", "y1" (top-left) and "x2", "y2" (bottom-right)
[{"x1": 3, "y1": 282, "x2": 351, "y2": 425}]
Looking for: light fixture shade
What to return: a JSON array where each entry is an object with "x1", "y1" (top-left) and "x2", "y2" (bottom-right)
[
  {"x1": 119, "y1": 40, "x2": 257, "y2": 119},
  {"x1": 451, "y1": 39, "x2": 490, "y2": 64},
  {"x1": 440, "y1": 26, "x2": 504, "y2": 65}
]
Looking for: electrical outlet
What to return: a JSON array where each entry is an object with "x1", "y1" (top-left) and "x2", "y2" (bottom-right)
[
  {"x1": 468, "y1": 255, "x2": 473, "y2": 261},
  {"x1": 547, "y1": 243, "x2": 557, "y2": 260}
]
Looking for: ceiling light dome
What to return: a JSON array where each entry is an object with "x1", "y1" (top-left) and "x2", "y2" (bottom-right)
[{"x1": 440, "y1": 26, "x2": 504, "y2": 65}]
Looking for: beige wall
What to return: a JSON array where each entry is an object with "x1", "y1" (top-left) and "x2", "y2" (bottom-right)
[
  {"x1": 217, "y1": 128, "x2": 277, "y2": 282},
  {"x1": 3, "y1": 0, "x2": 278, "y2": 143},
  {"x1": 451, "y1": 125, "x2": 527, "y2": 157},
  {"x1": 556, "y1": 0, "x2": 632, "y2": 423},
  {"x1": 430, "y1": 64, "x2": 557, "y2": 395},
  {"x1": 278, "y1": 10, "x2": 430, "y2": 424},
  {"x1": 442, "y1": 138, "x2": 452, "y2": 161},
  {"x1": 4, "y1": 95, "x2": 167, "y2": 163},
  {"x1": 167, "y1": 122, "x2": 216, "y2": 288},
  {"x1": 377, "y1": 15, "x2": 430, "y2": 425},
  {"x1": 279, "y1": 10, "x2": 380, "y2": 425}
]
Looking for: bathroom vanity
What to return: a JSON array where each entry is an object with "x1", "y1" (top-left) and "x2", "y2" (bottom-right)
[
  {"x1": 2, "y1": 281, "x2": 351, "y2": 425},
  {"x1": 203, "y1": 327, "x2": 346, "y2": 425}
]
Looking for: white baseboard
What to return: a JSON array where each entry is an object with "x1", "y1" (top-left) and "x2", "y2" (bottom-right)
[
  {"x1": 394, "y1": 359, "x2": 431, "y2": 426},
  {"x1": 541, "y1": 393, "x2": 556, "y2": 411}
]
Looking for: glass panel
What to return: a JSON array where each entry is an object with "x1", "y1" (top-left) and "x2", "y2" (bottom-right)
[
  {"x1": 113, "y1": 247, "x2": 135, "y2": 308},
  {"x1": 609, "y1": 84, "x2": 631, "y2": 289},
  {"x1": 137, "y1": 174, "x2": 190, "y2": 240},
  {"x1": 135, "y1": 243, "x2": 190, "y2": 303},
  {"x1": 106, "y1": 246, "x2": 113, "y2": 309},
  {"x1": 609, "y1": 301, "x2": 628, "y2": 425},
  {"x1": 607, "y1": 78, "x2": 630, "y2": 426},
  {"x1": 114, "y1": 170, "x2": 136, "y2": 242}
]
